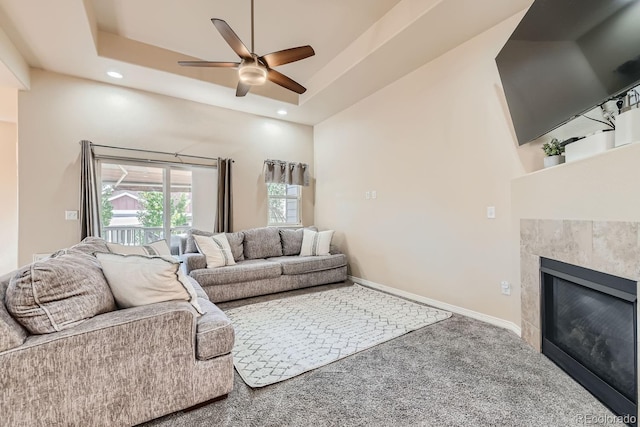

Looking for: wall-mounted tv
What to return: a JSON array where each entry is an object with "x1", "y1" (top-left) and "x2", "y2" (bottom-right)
[{"x1": 496, "y1": 0, "x2": 640, "y2": 145}]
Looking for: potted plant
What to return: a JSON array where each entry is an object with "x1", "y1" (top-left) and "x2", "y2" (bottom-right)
[{"x1": 542, "y1": 138, "x2": 565, "y2": 168}]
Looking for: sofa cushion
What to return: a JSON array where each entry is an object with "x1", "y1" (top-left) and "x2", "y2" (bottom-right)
[
  {"x1": 106, "y1": 240, "x2": 172, "y2": 256},
  {"x1": 73, "y1": 236, "x2": 111, "y2": 254},
  {"x1": 190, "y1": 259, "x2": 282, "y2": 287},
  {"x1": 185, "y1": 229, "x2": 244, "y2": 261},
  {"x1": 267, "y1": 254, "x2": 347, "y2": 275},
  {"x1": 195, "y1": 297, "x2": 235, "y2": 360},
  {"x1": 193, "y1": 234, "x2": 236, "y2": 268},
  {"x1": 185, "y1": 229, "x2": 210, "y2": 253},
  {"x1": 279, "y1": 229, "x2": 303, "y2": 256},
  {"x1": 182, "y1": 253, "x2": 207, "y2": 274},
  {"x1": 0, "y1": 272, "x2": 28, "y2": 352},
  {"x1": 279, "y1": 226, "x2": 318, "y2": 256},
  {"x1": 300, "y1": 229, "x2": 334, "y2": 257},
  {"x1": 225, "y1": 232, "x2": 245, "y2": 261},
  {"x1": 56, "y1": 236, "x2": 110, "y2": 256},
  {"x1": 186, "y1": 275, "x2": 209, "y2": 300},
  {"x1": 96, "y1": 253, "x2": 203, "y2": 314},
  {"x1": 6, "y1": 252, "x2": 117, "y2": 334},
  {"x1": 243, "y1": 227, "x2": 283, "y2": 259}
]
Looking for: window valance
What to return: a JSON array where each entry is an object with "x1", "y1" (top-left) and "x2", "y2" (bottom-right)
[{"x1": 263, "y1": 159, "x2": 310, "y2": 186}]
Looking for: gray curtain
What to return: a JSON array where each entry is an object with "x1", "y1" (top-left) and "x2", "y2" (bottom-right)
[
  {"x1": 263, "y1": 159, "x2": 309, "y2": 186},
  {"x1": 214, "y1": 158, "x2": 233, "y2": 233},
  {"x1": 80, "y1": 140, "x2": 101, "y2": 239}
]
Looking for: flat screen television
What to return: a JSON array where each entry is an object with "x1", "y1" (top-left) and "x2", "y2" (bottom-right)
[{"x1": 496, "y1": 0, "x2": 640, "y2": 145}]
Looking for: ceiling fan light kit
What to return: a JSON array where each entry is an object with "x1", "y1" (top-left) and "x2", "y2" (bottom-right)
[
  {"x1": 178, "y1": 0, "x2": 314, "y2": 97},
  {"x1": 238, "y1": 58, "x2": 267, "y2": 85}
]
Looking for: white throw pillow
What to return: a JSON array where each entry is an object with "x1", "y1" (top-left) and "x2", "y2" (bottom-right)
[
  {"x1": 107, "y1": 240, "x2": 172, "y2": 257},
  {"x1": 96, "y1": 253, "x2": 203, "y2": 314},
  {"x1": 193, "y1": 234, "x2": 236, "y2": 268},
  {"x1": 299, "y1": 229, "x2": 334, "y2": 257}
]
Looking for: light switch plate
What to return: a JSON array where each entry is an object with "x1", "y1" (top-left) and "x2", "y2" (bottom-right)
[
  {"x1": 487, "y1": 206, "x2": 496, "y2": 219},
  {"x1": 65, "y1": 210, "x2": 79, "y2": 220}
]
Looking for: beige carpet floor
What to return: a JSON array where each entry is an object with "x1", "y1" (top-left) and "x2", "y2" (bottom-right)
[{"x1": 142, "y1": 282, "x2": 619, "y2": 427}]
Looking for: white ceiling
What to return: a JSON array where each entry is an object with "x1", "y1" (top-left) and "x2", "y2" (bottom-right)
[{"x1": 0, "y1": 0, "x2": 531, "y2": 125}]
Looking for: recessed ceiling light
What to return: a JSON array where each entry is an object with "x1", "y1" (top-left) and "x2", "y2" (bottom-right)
[
  {"x1": 277, "y1": 109, "x2": 288, "y2": 116},
  {"x1": 107, "y1": 71, "x2": 123, "y2": 79}
]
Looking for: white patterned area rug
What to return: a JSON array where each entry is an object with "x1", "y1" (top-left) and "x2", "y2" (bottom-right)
[{"x1": 224, "y1": 284, "x2": 452, "y2": 388}]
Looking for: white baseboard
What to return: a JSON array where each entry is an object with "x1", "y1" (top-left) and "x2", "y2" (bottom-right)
[{"x1": 348, "y1": 275, "x2": 521, "y2": 337}]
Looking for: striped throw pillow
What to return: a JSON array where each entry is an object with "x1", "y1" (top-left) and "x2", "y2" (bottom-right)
[
  {"x1": 300, "y1": 229, "x2": 334, "y2": 257},
  {"x1": 193, "y1": 234, "x2": 237, "y2": 268}
]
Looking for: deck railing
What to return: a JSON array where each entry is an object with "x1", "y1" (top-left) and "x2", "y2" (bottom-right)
[{"x1": 102, "y1": 226, "x2": 190, "y2": 246}]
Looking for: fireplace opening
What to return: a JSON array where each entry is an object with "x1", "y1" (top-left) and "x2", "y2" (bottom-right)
[{"x1": 541, "y1": 258, "x2": 637, "y2": 423}]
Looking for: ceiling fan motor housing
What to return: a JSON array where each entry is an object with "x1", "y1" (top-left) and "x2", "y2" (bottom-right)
[{"x1": 239, "y1": 57, "x2": 267, "y2": 85}]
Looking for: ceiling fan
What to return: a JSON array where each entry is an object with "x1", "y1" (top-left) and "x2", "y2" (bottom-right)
[{"x1": 178, "y1": 0, "x2": 315, "y2": 97}]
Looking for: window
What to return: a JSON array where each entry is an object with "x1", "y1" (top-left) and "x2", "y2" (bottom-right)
[
  {"x1": 97, "y1": 160, "x2": 216, "y2": 251},
  {"x1": 267, "y1": 183, "x2": 301, "y2": 226}
]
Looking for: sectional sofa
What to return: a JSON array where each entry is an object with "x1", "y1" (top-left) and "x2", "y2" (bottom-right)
[
  {"x1": 0, "y1": 238, "x2": 234, "y2": 426},
  {"x1": 0, "y1": 227, "x2": 348, "y2": 425},
  {"x1": 181, "y1": 226, "x2": 348, "y2": 303}
]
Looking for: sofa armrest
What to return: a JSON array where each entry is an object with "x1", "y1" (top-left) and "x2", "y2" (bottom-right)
[
  {"x1": 181, "y1": 252, "x2": 207, "y2": 274},
  {"x1": 0, "y1": 301, "x2": 199, "y2": 426},
  {"x1": 10, "y1": 301, "x2": 198, "y2": 351}
]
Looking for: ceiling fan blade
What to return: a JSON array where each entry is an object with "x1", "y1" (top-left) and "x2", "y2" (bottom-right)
[
  {"x1": 212, "y1": 19, "x2": 252, "y2": 60},
  {"x1": 267, "y1": 69, "x2": 306, "y2": 94},
  {"x1": 236, "y1": 81, "x2": 251, "y2": 97},
  {"x1": 261, "y1": 46, "x2": 315, "y2": 68},
  {"x1": 178, "y1": 61, "x2": 240, "y2": 68}
]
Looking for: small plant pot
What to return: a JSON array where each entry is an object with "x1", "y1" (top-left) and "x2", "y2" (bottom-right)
[{"x1": 543, "y1": 155, "x2": 565, "y2": 168}]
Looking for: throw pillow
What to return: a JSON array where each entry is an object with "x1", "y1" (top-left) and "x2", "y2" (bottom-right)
[
  {"x1": 51, "y1": 237, "x2": 111, "y2": 258},
  {"x1": 5, "y1": 252, "x2": 117, "y2": 334},
  {"x1": 68, "y1": 236, "x2": 111, "y2": 255},
  {"x1": 225, "y1": 231, "x2": 245, "y2": 261},
  {"x1": 185, "y1": 229, "x2": 213, "y2": 254},
  {"x1": 96, "y1": 253, "x2": 203, "y2": 314},
  {"x1": 243, "y1": 227, "x2": 283, "y2": 259},
  {"x1": 185, "y1": 229, "x2": 245, "y2": 261},
  {"x1": 300, "y1": 229, "x2": 334, "y2": 257},
  {"x1": 193, "y1": 234, "x2": 237, "y2": 269},
  {"x1": 106, "y1": 240, "x2": 172, "y2": 256},
  {"x1": 279, "y1": 226, "x2": 318, "y2": 256}
]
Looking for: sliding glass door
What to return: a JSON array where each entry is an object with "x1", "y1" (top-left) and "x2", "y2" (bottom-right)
[{"x1": 97, "y1": 159, "x2": 216, "y2": 253}]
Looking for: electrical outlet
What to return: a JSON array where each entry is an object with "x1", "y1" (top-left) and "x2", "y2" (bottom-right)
[
  {"x1": 487, "y1": 206, "x2": 496, "y2": 219},
  {"x1": 371, "y1": 190, "x2": 377, "y2": 199},
  {"x1": 501, "y1": 280, "x2": 511, "y2": 295},
  {"x1": 65, "y1": 210, "x2": 78, "y2": 220},
  {"x1": 365, "y1": 191, "x2": 370, "y2": 200}
]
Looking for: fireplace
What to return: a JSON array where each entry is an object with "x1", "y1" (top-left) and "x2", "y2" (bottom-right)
[{"x1": 541, "y1": 257, "x2": 637, "y2": 422}]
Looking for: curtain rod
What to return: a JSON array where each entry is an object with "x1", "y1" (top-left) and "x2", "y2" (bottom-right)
[
  {"x1": 82, "y1": 142, "x2": 233, "y2": 163},
  {"x1": 93, "y1": 155, "x2": 217, "y2": 169}
]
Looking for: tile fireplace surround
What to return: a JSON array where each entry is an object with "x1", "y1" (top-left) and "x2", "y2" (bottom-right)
[{"x1": 520, "y1": 219, "x2": 640, "y2": 351}]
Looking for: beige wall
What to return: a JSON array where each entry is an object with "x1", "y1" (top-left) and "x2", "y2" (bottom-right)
[
  {"x1": 17, "y1": 70, "x2": 314, "y2": 266},
  {"x1": 0, "y1": 86, "x2": 18, "y2": 275},
  {"x1": 0, "y1": 118, "x2": 18, "y2": 275},
  {"x1": 314, "y1": 15, "x2": 527, "y2": 324}
]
